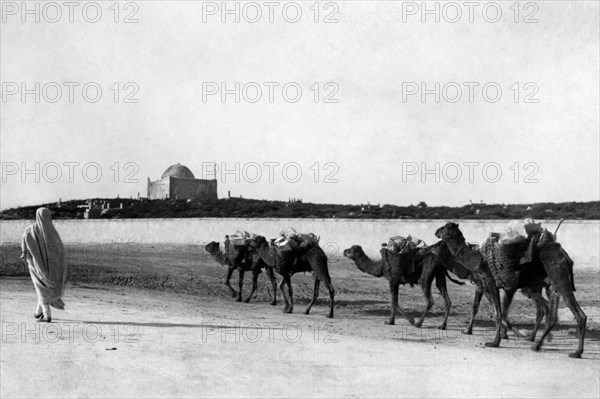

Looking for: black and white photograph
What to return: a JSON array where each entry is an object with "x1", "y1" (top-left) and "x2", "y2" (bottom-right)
[{"x1": 0, "y1": 1, "x2": 599, "y2": 397}]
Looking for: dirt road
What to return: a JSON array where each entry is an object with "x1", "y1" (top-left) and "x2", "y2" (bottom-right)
[{"x1": 1, "y1": 278, "x2": 598, "y2": 398}]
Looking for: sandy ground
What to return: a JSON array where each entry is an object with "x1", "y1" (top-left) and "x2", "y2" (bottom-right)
[{"x1": 1, "y1": 277, "x2": 599, "y2": 398}]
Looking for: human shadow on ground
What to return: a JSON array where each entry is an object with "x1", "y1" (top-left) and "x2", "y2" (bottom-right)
[{"x1": 55, "y1": 319, "x2": 285, "y2": 330}]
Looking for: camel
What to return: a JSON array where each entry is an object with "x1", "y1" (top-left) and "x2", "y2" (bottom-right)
[
  {"x1": 435, "y1": 222, "x2": 587, "y2": 358},
  {"x1": 204, "y1": 239, "x2": 278, "y2": 305},
  {"x1": 429, "y1": 240, "x2": 550, "y2": 341},
  {"x1": 247, "y1": 235, "x2": 335, "y2": 318},
  {"x1": 342, "y1": 244, "x2": 464, "y2": 329}
]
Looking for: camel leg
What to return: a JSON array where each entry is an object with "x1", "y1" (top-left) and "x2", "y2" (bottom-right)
[
  {"x1": 483, "y1": 288, "x2": 495, "y2": 319},
  {"x1": 539, "y1": 244, "x2": 586, "y2": 357},
  {"x1": 530, "y1": 292, "x2": 549, "y2": 342},
  {"x1": 463, "y1": 287, "x2": 483, "y2": 335},
  {"x1": 266, "y1": 267, "x2": 277, "y2": 306},
  {"x1": 561, "y1": 288, "x2": 587, "y2": 358},
  {"x1": 500, "y1": 290, "x2": 510, "y2": 339},
  {"x1": 482, "y1": 272, "x2": 503, "y2": 348},
  {"x1": 414, "y1": 275, "x2": 434, "y2": 329},
  {"x1": 538, "y1": 277, "x2": 588, "y2": 358},
  {"x1": 323, "y1": 277, "x2": 335, "y2": 319},
  {"x1": 385, "y1": 280, "x2": 399, "y2": 325},
  {"x1": 283, "y1": 274, "x2": 293, "y2": 314},
  {"x1": 521, "y1": 287, "x2": 549, "y2": 341},
  {"x1": 278, "y1": 277, "x2": 290, "y2": 312},
  {"x1": 540, "y1": 283, "x2": 552, "y2": 342},
  {"x1": 225, "y1": 266, "x2": 237, "y2": 297},
  {"x1": 544, "y1": 282, "x2": 551, "y2": 301},
  {"x1": 305, "y1": 278, "x2": 320, "y2": 315},
  {"x1": 501, "y1": 290, "x2": 525, "y2": 339},
  {"x1": 435, "y1": 273, "x2": 451, "y2": 330},
  {"x1": 385, "y1": 280, "x2": 414, "y2": 326},
  {"x1": 243, "y1": 270, "x2": 260, "y2": 303},
  {"x1": 541, "y1": 282, "x2": 553, "y2": 342},
  {"x1": 533, "y1": 290, "x2": 559, "y2": 353},
  {"x1": 235, "y1": 269, "x2": 245, "y2": 302}
]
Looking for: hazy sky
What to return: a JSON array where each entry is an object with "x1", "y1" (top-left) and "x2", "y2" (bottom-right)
[{"x1": 1, "y1": 1, "x2": 598, "y2": 210}]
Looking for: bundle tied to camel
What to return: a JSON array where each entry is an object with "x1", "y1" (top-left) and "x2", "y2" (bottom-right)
[
  {"x1": 223, "y1": 230, "x2": 255, "y2": 266},
  {"x1": 480, "y1": 219, "x2": 555, "y2": 290},
  {"x1": 271, "y1": 229, "x2": 321, "y2": 271},
  {"x1": 227, "y1": 230, "x2": 253, "y2": 246},
  {"x1": 381, "y1": 235, "x2": 428, "y2": 277},
  {"x1": 387, "y1": 235, "x2": 426, "y2": 254}
]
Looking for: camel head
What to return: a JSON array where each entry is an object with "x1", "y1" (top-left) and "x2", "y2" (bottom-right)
[
  {"x1": 204, "y1": 241, "x2": 221, "y2": 254},
  {"x1": 343, "y1": 245, "x2": 364, "y2": 260},
  {"x1": 435, "y1": 222, "x2": 464, "y2": 241}
]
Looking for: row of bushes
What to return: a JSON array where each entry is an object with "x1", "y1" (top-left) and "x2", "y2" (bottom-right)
[{"x1": 1, "y1": 198, "x2": 598, "y2": 220}]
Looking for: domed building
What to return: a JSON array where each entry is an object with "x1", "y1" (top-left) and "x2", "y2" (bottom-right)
[
  {"x1": 147, "y1": 163, "x2": 217, "y2": 201},
  {"x1": 161, "y1": 164, "x2": 196, "y2": 180}
]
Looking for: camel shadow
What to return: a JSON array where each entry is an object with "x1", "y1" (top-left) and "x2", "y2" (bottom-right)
[
  {"x1": 360, "y1": 309, "x2": 456, "y2": 318},
  {"x1": 389, "y1": 326, "x2": 600, "y2": 359},
  {"x1": 329, "y1": 299, "x2": 387, "y2": 307},
  {"x1": 458, "y1": 319, "x2": 600, "y2": 341}
]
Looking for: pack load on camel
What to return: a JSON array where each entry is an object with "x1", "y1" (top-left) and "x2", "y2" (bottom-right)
[
  {"x1": 226, "y1": 230, "x2": 254, "y2": 247},
  {"x1": 381, "y1": 235, "x2": 427, "y2": 276},
  {"x1": 480, "y1": 218, "x2": 556, "y2": 289},
  {"x1": 273, "y1": 227, "x2": 320, "y2": 250},
  {"x1": 386, "y1": 235, "x2": 426, "y2": 254},
  {"x1": 222, "y1": 230, "x2": 257, "y2": 269},
  {"x1": 270, "y1": 227, "x2": 321, "y2": 272}
]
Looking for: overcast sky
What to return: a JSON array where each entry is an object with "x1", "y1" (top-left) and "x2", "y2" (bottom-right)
[{"x1": 1, "y1": 1, "x2": 598, "y2": 210}]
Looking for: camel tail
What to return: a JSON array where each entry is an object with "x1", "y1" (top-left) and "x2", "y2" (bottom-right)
[
  {"x1": 445, "y1": 270, "x2": 465, "y2": 286},
  {"x1": 553, "y1": 218, "x2": 566, "y2": 236}
]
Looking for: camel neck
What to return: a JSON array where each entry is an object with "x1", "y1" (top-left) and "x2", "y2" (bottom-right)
[
  {"x1": 209, "y1": 249, "x2": 228, "y2": 265},
  {"x1": 353, "y1": 251, "x2": 384, "y2": 277},
  {"x1": 443, "y1": 236, "x2": 467, "y2": 258}
]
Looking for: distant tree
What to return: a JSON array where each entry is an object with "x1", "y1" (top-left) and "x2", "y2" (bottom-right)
[{"x1": 417, "y1": 201, "x2": 428, "y2": 208}]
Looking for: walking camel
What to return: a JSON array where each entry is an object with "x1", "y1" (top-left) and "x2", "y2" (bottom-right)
[
  {"x1": 205, "y1": 238, "x2": 278, "y2": 304},
  {"x1": 429, "y1": 240, "x2": 550, "y2": 341},
  {"x1": 343, "y1": 244, "x2": 464, "y2": 329},
  {"x1": 435, "y1": 222, "x2": 587, "y2": 358},
  {"x1": 247, "y1": 235, "x2": 335, "y2": 318}
]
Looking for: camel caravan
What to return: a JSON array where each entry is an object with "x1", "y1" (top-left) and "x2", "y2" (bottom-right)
[{"x1": 205, "y1": 219, "x2": 587, "y2": 359}]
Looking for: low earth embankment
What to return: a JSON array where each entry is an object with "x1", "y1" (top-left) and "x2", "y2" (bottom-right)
[
  {"x1": 2, "y1": 219, "x2": 598, "y2": 268},
  {"x1": 2, "y1": 243, "x2": 599, "y2": 332}
]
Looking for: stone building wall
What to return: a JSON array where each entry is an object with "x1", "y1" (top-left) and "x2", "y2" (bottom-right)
[
  {"x1": 148, "y1": 177, "x2": 217, "y2": 200},
  {"x1": 170, "y1": 178, "x2": 217, "y2": 201},
  {"x1": 148, "y1": 177, "x2": 170, "y2": 199}
]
